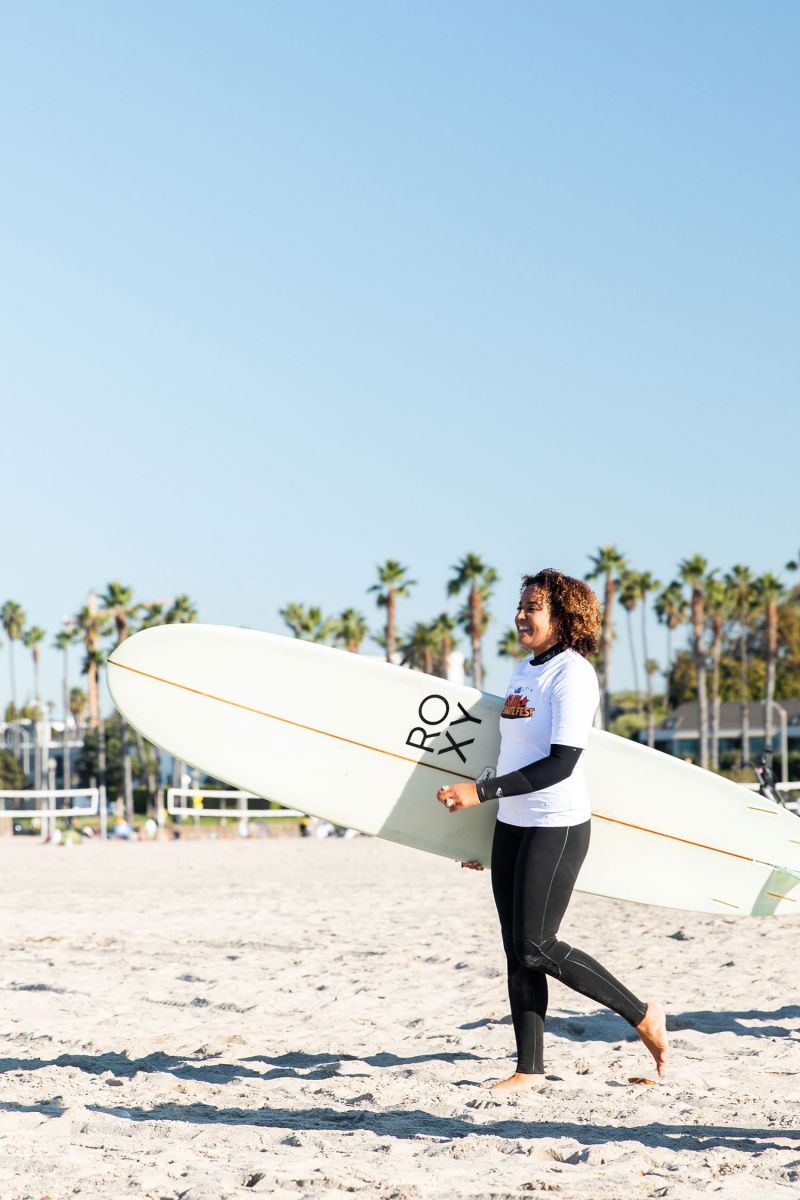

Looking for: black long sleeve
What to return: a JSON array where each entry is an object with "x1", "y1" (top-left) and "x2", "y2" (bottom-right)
[{"x1": 477, "y1": 744, "x2": 583, "y2": 803}]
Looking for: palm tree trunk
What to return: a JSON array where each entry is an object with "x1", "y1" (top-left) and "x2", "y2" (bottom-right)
[
  {"x1": 136, "y1": 730, "x2": 158, "y2": 819},
  {"x1": 710, "y1": 620, "x2": 722, "y2": 771},
  {"x1": 87, "y1": 658, "x2": 99, "y2": 726},
  {"x1": 9, "y1": 641, "x2": 19, "y2": 758},
  {"x1": 696, "y1": 662, "x2": 709, "y2": 768},
  {"x1": 33, "y1": 718, "x2": 42, "y2": 791},
  {"x1": 97, "y1": 713, "x2": 107, "y2": 794},
  {"x1": 87, "y1": 591, "x2": 100, "y2": 726},
  {"x1": 740, "y1": 627, "x2": 750, "y2": 760},
  {"x1": 62, "y1": 647, "x2": 71, "y2": 790},
  {"x1": 114, "y1": 618, "x2": 135, "y2": 820},
  {"x1": 121, "y1": 718, "x2": 134, "y2": 824},
  {"x1": 626, "y1": 610, "x2": 641, "y2": 714},
  {"x1": 440, "y1": 633, "x2": 451, "y2": 679},
  {"x1": 692, "y1": 589, "x2": 708, "y2": 769},
  {"x1": 121, "y1": 713, "x2": 133, "y2": 817},
  {"x1": 641, "y1": 600, "x2": 654, "y2": 748},
  {"x1": 32, "y1": 650, "x2": 42, "y2": 790},
  {"x1": 386, "y1": 591, "x2": 396, "y2": 664},
  {"x1": 470, "y1": 585, "x2": 483, "y2": 689},
  {"x1": 765, "y1": 601, "x2": 777, "y2": 751},
  {"x1": 601, "y1": 573, "x2": 615, "y2": 728}
]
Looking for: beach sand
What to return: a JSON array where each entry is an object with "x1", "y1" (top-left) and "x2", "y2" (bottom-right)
[{"x1": 0, "y1": 834, "x2": 798, "y2": 1199}]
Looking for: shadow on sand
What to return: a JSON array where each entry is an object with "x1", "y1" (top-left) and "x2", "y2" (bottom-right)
[
  {"x1": 0, "y1": 1047, "x2": 489, "y2": 1086},
  {"x1": 81, "y1": 1100, "x2": 799, "y2": 1155},
  {"x1": 463, "y1": 1005, "x2": 800, "y2": 1043}
]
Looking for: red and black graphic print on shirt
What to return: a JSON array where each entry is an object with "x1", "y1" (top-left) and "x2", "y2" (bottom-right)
[{"x1": 501, "y1": 691, "x2": 534, "y2": 719}]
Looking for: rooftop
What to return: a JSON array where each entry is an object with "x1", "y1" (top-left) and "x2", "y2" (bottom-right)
[{"x1": 658, "y1": 699, "x2": 800, "y2": 734}]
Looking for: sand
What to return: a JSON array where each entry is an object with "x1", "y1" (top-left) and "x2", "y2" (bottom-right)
[{"x1": 0, "y1": 834, "x2": 798, "y2": 1199}]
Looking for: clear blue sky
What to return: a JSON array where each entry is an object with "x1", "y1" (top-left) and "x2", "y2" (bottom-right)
[{"x1": 2, "y1": 0, "x2": 798, "y2": 711}]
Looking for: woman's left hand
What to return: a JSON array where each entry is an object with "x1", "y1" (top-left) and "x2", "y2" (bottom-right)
[{"x1": 437, "y1": 782, "x2": 480, "y2": 812}]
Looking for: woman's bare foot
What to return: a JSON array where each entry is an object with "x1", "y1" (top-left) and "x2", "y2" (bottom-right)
[
  {"x1": 636, "y1": 1001, "x2": 669, "y2": 1078},
  {"x1": 489, "y1": 1072, "x2": 541, "y2": 1095}
]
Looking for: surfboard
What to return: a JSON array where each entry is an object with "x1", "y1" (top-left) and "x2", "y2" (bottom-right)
[{"x1": 107, "y1": 624, "x2": 800, "y2": 916}]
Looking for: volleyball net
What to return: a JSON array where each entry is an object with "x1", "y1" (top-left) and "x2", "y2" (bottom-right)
[
  {"x1": 0, "y1": 788, "x2": 100, "y2": 818},
  {"x1": 166, "y1": 788, "x2": 303, "y2": 820}
]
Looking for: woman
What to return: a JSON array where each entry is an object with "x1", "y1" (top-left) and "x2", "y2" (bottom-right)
[{"x1": 437, "y1": 568, "x2": 668, "y2": 1094}]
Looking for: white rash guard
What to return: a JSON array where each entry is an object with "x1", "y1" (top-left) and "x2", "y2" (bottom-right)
[{"x1": 495, "y1": 648, "x2": 600, "y2": 828}]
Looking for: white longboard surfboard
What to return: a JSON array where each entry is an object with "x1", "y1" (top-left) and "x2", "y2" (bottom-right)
[{"x1": 107, "y1": 625, "x2": 800, "y2": 916}]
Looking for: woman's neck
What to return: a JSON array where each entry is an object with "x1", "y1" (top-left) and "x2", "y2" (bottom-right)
[{"x1": 531, "y1": 641, "x2": 565, "y2": 665}]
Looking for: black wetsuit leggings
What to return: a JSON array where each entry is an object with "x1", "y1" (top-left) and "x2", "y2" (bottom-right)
[{"x1": 490, "y1": 818, "x2": 647, "y2": 1075}]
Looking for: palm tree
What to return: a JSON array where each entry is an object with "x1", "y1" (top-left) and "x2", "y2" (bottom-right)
[
  {"x1": 704, "y1": 576, "x2": 730, "y2": 770},
  {"x1": 279, "y1": 603, "x2": 334, "y2": 643},
  {"x1": 724, "y1": 565, "x2": 757, "y2": 760},
  {"x1": 82, "y1": 645, "x2": 108, "y2": 794},
  {"x1": 678, "y1": 555, "x2": 711, "y2": 769},
  {"x1": 54, "y1": 628, "x2": 77, "y2": 789},
  {"x1": 368, "y1": 561, "x2": 416, "y2": 664},
  {"x1": 69, "y1": 687, "x2": 87, "y2": 735},
  {"x1": 645, "y1": 657, "x2": 660, "y2": 739},
  {"x1": 22, "y1": 626, "x2": 46, "y2": 789},
  {"x1": 280, "y1": 602, "x2": 307, "y2": 639},
  {"x1": 22, "y1": 627, "x2": 45, "y2": 716},
  {"x1": 755, "y1": 573, "x2": 786, "y2": 753},
  {"x1": 166, "y1": 594, "x2": 198, "y2": 625},
  {"x1": 72, "y1": 593, "x2": 111, "y2": 726},
  {"x1": 447, "y1": 553, "x2": 497, "y2": 690},
  {"x1": 101, "y1": 582, "x2": 139, "y2": 648},
  {"x1": 586, "y1": 546, "x2": 626, "y2": 727},
  {"x1": 429, "y1": 612, "x2": 459, "y2": 678},
  {"x1": 162, "y1": 594, "x2": 199, "y2": 804},
  {"x1": 138, "y1": 602, "x2": 167, "y2": 629},
  {"x1": 333, "y1": 609, "x2": 369, "y2": 653},
  {"x1": 654, "y1": 581, "x2": 687, "y2": 708},
  {"x1": 399, "y1": 622, "x2": 438, "y2": 675},
  {"x1": 1, "y1": 601, "x2": 26, "y2": 757},
  {"x1": 101, "y1": 583, "x2": 144, "y2": 822},
  {"x1": 618, "y1": 570, "x2": 643, "y2": 715},
  {"x1": 637, "y1": 571, "x2": 661, "y2": 748}
]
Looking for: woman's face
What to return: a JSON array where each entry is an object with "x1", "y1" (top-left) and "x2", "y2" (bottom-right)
[{"x1": 515, "y1": 586, "x2": 560, "y2": 656}]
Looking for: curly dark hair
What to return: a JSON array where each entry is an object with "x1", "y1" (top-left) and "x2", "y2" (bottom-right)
[{"x1": 520, "y1": 568, "x2": 601, "y2": 658}]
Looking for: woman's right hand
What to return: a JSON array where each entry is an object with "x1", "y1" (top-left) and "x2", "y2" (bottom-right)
[{"x1": 460, "y1": 860, "x2": 485, "y2": 871}]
